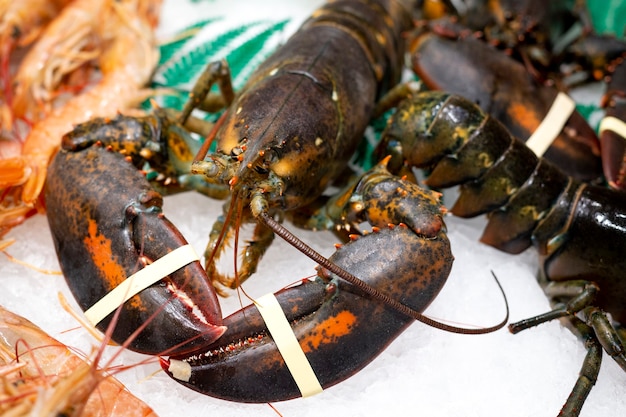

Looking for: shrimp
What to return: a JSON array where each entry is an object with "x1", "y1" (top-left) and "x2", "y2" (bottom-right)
[
  {"x1": 0, "y1": 0, "x2": 71, "y2": 106},
  {"x1": 0, "y1": 0, "x2": 161, "y2": 235},
  {"x1": 0, "y1": 304, "x2": 157, "y2": 417}
]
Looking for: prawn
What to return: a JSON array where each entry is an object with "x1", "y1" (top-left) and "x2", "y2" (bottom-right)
[
  {"x1": 0, "y1": 0, "x2": 161, "y2": 235},
  {"x1": 0, "y1": 0, "x2": 71, "y2": 111},
  {"x1": 0, "y1": 304, "x2": 157, "y2": 417}
]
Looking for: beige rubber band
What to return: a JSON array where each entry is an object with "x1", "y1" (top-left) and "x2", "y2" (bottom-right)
[
  {"x1": 84, "y1": 244, "x2": 199, "y2": 326},
  {"x1": 255, "y1": 293, "x2": 323, "y2": 397},
  {"x1": 525, "y1": 92, "x2": 576, "y2": 157},
  {"x1": 599, "y1": 116, "x2": 626, "y2": 140}
]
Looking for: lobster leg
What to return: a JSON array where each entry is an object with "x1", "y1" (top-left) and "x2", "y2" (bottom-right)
[
  {"x1": 204, "y1": 205, "x2": 276, "y2": 294},
  {"x1": 178, "y1": 59, "x2": 235, "y2": 124},
  {"x1": 510, "y1": 281, "x2": 626, "y2": 372},
  {"x1": 557, "y1": 314, "x2": 603, "y2": 417}
]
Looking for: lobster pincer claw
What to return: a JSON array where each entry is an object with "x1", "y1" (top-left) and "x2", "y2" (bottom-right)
[
  {"x1": 599, "y1": 59, "x2": 626, "y2": 190},
  {"x1": 350, "y1": 157, "x2": 447, "y2": 236},
  {"x1": 161, "y1": 223, "x2": 452, "y2": 403},
  {"x1": 45, "y1": 144, "x2": 226, "y2": 356}
]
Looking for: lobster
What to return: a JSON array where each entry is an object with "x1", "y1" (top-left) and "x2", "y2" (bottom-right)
[
  {"x1": 44, "y1": 0, "x2": 508, "y2": 404},
  {"x1": 376, "y1": 89, "x2": 626, "y2": 417},
  {"x1": 47, "y1": 112, "x2": 508, "y2": 402}
]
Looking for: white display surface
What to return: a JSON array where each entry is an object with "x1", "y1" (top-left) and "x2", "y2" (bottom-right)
[{"x1": 2, "y1": 188, "x2": 626, "y2": 417}]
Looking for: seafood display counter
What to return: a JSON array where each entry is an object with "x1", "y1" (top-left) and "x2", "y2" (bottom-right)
[{"x1": 1, "y1": 0, "x2": 626, "y2": 416}]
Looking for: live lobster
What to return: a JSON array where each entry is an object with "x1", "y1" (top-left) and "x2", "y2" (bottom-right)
[
  {"x1": 376, "y1": 88, "x2": 626, "y2": 417},
  {"x1": 44, "y1": 0, "x2": 506, "y2": 404}
]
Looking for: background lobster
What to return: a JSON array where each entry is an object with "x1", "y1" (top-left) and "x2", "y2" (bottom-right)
[
  {"x1": 1, "y1": 0, "x2": 626, "y2": 416},
  {"x1": 375, "y1": 88, "x2": 626, "y2": 416}
]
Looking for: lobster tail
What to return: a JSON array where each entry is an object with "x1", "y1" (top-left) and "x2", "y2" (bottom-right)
[{"x1": 481, "y1": 159, "x2": 570, "y2": 253}]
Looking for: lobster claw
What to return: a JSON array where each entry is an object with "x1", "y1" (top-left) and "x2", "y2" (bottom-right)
[
  {"x1": 600, "y1": 59, "x2": 626, "y2": 190},
  {"x1": 160, "y1": 160, "x2": 453, "y2": 403},
  {"x1": 161, "y1": 224, "x2": 452, "y2": 402},
  {"x1": 45, "y1": 145, "x2": 225, "y2": 356}
]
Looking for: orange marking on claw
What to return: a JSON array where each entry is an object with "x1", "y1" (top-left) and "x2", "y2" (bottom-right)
[
  {"x1": 508, "y1": 102, "x2": 542, "y2": 134},
  {"x1": 300, "y1": 310, "x2": 357, "y2": 353},
  {"x1": 83, "y1": 219, "x2": 144, "y2": 311},
  {"x1": 83, "y1": 219, "x2": 126, "y2": 289}
]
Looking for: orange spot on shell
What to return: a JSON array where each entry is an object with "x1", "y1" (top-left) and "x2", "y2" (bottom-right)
[
  {"x1": 83, "y1": 219, "x2": 142, "y2": 310},
  {"x1": 300, "y1": 310, "x2": 357, "y2": 354},
  {"x1": 508, "y1": 102, "x2": 541, "y2": 134},
  {"x1": 83, "y1": 219, "x2": 126, "y2": 290}
]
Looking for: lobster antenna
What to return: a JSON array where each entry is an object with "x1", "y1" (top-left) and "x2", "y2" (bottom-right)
[{"x1": 258, "y1": 211, "x2": 509, "y2": 334}]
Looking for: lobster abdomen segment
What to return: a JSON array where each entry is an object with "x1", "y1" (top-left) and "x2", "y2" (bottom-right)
[{"x1": 410, "y1": 31, "x2": 602, "y2": 182}]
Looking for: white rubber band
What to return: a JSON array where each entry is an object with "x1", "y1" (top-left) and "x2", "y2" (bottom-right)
[
  {"x1": 525, "y1": 92, "x2": 576, "y2": 157},
  {"x1": 255, "y1": 293, "x2": 323, "y2": 397},
  {"x1": 168, "y1": 358, "x2": 192, "y2": 382},
  {"x1": 599, "y1": 116, "x2": 626, "y2": 140},
  {"x1": 84, "y1": 244, "x2": 200, "y2": 326}
]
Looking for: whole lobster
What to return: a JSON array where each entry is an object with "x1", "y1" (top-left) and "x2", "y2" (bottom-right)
[
  {"x1": 44, "y1": 0, "x2": 506, "y2": 404},
  {"x1": 47, "y1": 127, "x2": 473, "y2": 401},
  {"x1": 376, "y1": 89, "x2": 626, "y2": 417}
]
